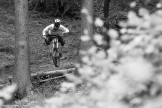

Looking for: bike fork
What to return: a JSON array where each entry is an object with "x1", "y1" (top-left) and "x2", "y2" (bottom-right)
[{"x1": 53, "y1": 38, "x2": 59, "y2": 57}]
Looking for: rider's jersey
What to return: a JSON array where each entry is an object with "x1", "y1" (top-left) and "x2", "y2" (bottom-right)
[{"x1": 42, "y1": 24, "x2": 69, "y2": 38}]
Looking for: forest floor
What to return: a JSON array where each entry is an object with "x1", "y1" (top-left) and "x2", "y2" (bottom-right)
[
  {"x1": 0, "y1": 0, "x2": 132, "y2": 107},
  {"x1": 0, "y1": 2, "x2": 83, "y2": 107},
  {"x1": 0, "y1": 0, "x2": 126, "y2": 77},
  {"x1": 0, "y1": 10, "x2": 81, "y2": 74}
]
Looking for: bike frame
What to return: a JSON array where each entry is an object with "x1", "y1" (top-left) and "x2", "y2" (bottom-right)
[
  {"x1": 46, "y1": 35, "x2": 60, "y2": 67},
  {"x1": 52, "y1": 37, "x2": 59, "y2": 57}
]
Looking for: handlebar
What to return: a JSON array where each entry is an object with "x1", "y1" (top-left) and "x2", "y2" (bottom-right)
[{"x1": 45, "y1": 35, "x2": 60, "y2": 37}]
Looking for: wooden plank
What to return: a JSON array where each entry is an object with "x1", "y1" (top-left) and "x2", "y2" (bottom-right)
[{"x1": 8, "y1": 68, "x2": 76, "y2": 83}]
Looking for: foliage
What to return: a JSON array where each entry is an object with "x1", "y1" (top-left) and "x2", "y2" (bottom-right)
[
  {"x1": 1, "y1": 0, "x2": 162, "y2": 107},
  {"x1": 28, "y1": 0, "x2": 81, "y2": 17},
  {"x1": 35, "y1": 1, "x2": 162, "y2": 108},
  {"x1": 107, "y1": 0, "x2": 160, "y2": 29},
  {"x1": 0, "y1": 84, "x2": 16, "y2": 106}
]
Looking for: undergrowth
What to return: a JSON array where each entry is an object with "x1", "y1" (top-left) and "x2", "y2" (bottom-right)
[
  {"x1": 1, "y1": 0, "x2": 162, "y2": 108},
  {"x1": 33, "y1": 1, "x2": 162, "y2": 108}
]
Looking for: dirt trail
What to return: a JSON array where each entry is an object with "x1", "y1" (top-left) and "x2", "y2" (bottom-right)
[{"x1": 0, "y1": 12, "x2": 81, "y2": 76}]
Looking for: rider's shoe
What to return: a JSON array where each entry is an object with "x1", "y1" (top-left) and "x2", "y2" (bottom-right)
[
  {"x1": 59, "y1": 53, "x2": 62, "y2": 57},
  {"x1": 59, "y1": 53, "x2": 66, "y2": 60},
  {"x1": 43, "y1": 41, "x2": 49, "y2": 46},
  {"x1": 59, "y1": 53, "x2": 63, "y2": 59}
]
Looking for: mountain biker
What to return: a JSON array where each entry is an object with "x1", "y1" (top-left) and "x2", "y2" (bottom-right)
[{"x1": 42, "y1": 19, "x2": 69, "y2": 58}]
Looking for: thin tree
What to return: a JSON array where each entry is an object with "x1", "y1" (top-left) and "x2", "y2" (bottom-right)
[
  {"x1": 80, "y1": 0, "x2": 94, "y2": 51},
  {"x1": 78, "y1": 0, "x2": 94, "y2": 65},
  {"x1": 103, "y1": 0, "x2": 111, "y2": 18},
  {"x1": 103, "y1": 0, "x2": 111, "y2": 29},
  {"x1": 14, "y1": 0, "x2": 32, "y2": 99}
]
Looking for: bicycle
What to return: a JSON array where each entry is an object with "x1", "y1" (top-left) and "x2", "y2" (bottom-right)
[{"x1": 46, "y1": 35, "x2": 61, "y2": 67}]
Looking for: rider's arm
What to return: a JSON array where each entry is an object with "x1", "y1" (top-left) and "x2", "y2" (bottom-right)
[
  {"x1": 59, "y1": 25, "x2": 69, "y2": 34},
  {"x1": 42, "y1": 24, "x2": 54, "y2": 38}
]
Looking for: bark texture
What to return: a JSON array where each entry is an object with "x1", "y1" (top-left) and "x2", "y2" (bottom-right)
[
  {"x1": 14, "y1": 0, "x2": 32, "y2": 99},
  {"x1": 80, "y1": 0, "x2": 94, "y2": 51},
  {"x1": 103, "y1": 0, "x2": 111, "y2": 18}
]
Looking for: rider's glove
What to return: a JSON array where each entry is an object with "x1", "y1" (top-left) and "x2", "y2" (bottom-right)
[
  {"x1": 60, "y1": 33, "x2": 64, "y2": 37},
  {"x1": 43, "y1": 35, "x2": 47, "y2": 39}
]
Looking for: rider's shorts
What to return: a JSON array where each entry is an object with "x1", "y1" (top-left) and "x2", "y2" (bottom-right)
[{"x1": 45, "y1": 35, "x2": 65, "y2": 46}]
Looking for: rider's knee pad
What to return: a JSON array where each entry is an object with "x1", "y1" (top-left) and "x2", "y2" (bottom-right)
[
  {"x1": 45, "y1": 39, "x2": 50, "y2": 45},
  {"x1": 61, "y1": 40, "x2": 65, "y2": 46}
]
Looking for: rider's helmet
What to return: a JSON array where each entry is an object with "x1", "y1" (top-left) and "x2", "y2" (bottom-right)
[{"x1": 54, "y1": 19, "x2": 61, "y2": 30}]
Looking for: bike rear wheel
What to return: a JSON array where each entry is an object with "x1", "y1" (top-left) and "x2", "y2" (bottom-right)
[{"x1": 52, "y1": 49, "x2": 60, "y2": 67}]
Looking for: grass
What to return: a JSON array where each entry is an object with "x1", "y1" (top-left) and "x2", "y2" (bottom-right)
[
  {"x1": 0, "y1": 0, "x2": 104, "y2": 74},
  {"x1": 0, "y1": 9, "x2": 81, "y2": 73},
  {"x1": 0, "y1": 0, "x2": 151, "y2": 107},
  {"x1": 0, "y1": 2, "x2": 82, "y2": 106},
  {"x1": 0, "y1": 0, "x2": 121, "y2": 106}
]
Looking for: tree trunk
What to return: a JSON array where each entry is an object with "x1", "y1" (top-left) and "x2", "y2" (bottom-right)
[
  {"x1": 14, "y1": 0, "x2": 32, "y2": 99},
  {"x1": 79, "y1": 0, "x2": 94, "y2": 64},
  {"x1": 103, "y1": 0, "x2": 111, "y2": 18},
  {"x1": 80, "y1": 0, "x2": 94, "y2": 51},
  {"x1": 103, "y1": 0, "x2": 111, "y2": 29}
]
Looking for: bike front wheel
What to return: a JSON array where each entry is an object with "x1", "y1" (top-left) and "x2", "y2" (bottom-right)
[{"x1": 52, "y1": 49, "x2": 60, "y2": 67}]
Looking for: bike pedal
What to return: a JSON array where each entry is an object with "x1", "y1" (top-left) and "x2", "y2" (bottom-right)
[
  {"x1": 55, "y1": 65, "x2": 59, "y2": 67},
  {"x1": 60, "y1": 56, "x2": 67, "y2": 60},
  {"x1": 59, "y1": 53, "x2": 62, "y2": 58}
]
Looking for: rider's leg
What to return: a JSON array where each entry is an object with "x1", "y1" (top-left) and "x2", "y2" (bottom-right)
[
  {"x1": 57, "y1": 36, "x2": 65, "y2": 58},
  {"x1": 44, "y1": 36, "x2": 53, "y2": 57},
  {"x1": 45, "y1": 36, "x2": 53, "y2": 45}
]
